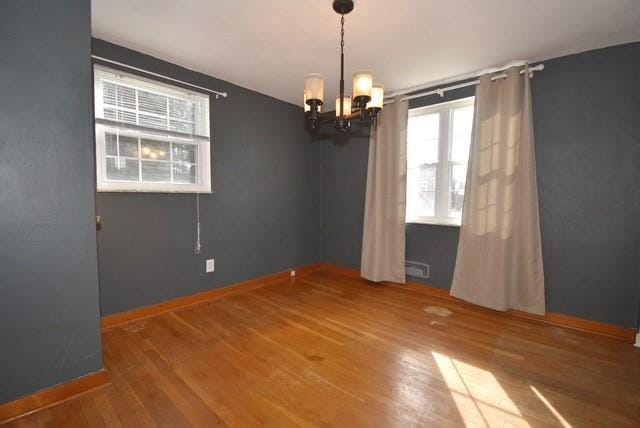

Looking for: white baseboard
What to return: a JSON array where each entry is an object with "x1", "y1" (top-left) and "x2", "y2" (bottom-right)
[{"x1": 635, "y1": 332, "x2": 640, "y2": 348}]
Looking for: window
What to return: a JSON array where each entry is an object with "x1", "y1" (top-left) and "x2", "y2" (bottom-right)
[
  {"x1": 94, "y1": 65, "x2": 211, "y2": 193},
  {"x1": 406, "y1": 97, "x2": 474, "y2": 225}
]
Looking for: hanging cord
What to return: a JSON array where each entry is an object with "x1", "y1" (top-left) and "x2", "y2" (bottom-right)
[
  {"x1": 338, "y1": 14, "x2": 345, "y2": 118},
  {"x1": 195, "y1": 193, "x2": 202, "y2": 254}
]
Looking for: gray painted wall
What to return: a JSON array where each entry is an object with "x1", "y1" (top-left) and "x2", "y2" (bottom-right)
[
  {"x1": 533, "y1": 43, "x2": 640, "y2": 327},
  {"x1": 321, "y1": 43, "x2": 640, "y2": 327},
  {"x1": 93, "y1": 40, "x2": 321, "y2": 316},
  {"x1": 0, "y1": 0, "x2": 103, "y2": 403}
]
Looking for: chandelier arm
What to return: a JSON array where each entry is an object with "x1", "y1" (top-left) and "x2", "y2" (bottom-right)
[{"x1": 309, "y1": 108, "x2": 364, "y2": 124}]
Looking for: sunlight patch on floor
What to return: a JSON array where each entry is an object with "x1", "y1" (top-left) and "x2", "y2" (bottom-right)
[
  {"x1": 432, "y1": 351, "x2": 530, "y2": 427},
  {"x1": 530, "y1": 385, "x2": 572, "y2": 428}
]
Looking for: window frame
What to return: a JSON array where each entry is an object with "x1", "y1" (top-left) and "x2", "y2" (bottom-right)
[
  {"x1": 95, "y1": 127, "x2": 211, "y2": 193},
  {"x1": 406, "y1": 96, "x2": 475, "y2": 226},
  {"x1": 93, "y1": 64, "x2": 212, "y2": 193}
]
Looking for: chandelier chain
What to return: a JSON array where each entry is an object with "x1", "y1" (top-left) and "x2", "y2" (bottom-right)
[
  {"x1": 340, "y1": 14, "x2": 345, "y2": 54},
  {"x1": 304, "y1": 2, "x2": 383, "y2": 132}
]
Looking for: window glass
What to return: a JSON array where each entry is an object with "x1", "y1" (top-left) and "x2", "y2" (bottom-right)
[
  {"x1": 407, "y1": 112, "x2": 439, "y2": 166},
  {"x1": 407, "y1": 112, "x2": 441, "y2": 219},
  {"x1": 450, "y1": 164, "x2": 468, "y2": 219},
  {"x1": 141, "y1": 161, "x2": 171, "y2": 182},
  {"x1": 407, "y1": 165, "x2": 437, "y2": 217},
  {"x1": 173, "y1": 163, "x2": 197, "y2": 184},
  {"x1": 451, "y1": 105, "x2": 473, "y2": 163},
  {"x1": 106, "y1": 158, "x2": 139, "y2": 181},
  {"x1": 406, "y1": 98, "x2": 474, "y2": 225},
  {"x1": 141, "y1": 139, "x2": 170, "y2": 161},
  {"x1": 172, "y1": 143, "x2": 196, "y2": 163}
]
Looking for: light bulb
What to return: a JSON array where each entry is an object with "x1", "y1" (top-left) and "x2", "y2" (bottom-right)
[
  {"x1": 368, "y1": 85, "x2": 384, "y2": 110},
  {"x1": 335, "y1": 95, "x2": 352, "y2": 117},
  {"x1": 352, "y1": 70, "x2": 373, "y2": 99}
]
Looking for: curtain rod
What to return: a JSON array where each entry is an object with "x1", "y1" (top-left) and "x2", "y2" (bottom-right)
[
  {"x1": 386, "y1": 63, "x2": 544, "y2": 104},
  {"x1": 90, "y1": 55, "x2": 228, "y2": 99}
]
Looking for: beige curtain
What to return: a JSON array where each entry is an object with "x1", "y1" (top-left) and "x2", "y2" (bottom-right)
[
  {"x1": 450, "y1": 67, "x2": 545, "y2": 315},
  {"x1": 361, "y1": 96, "x2": 408, "y2": 283}
]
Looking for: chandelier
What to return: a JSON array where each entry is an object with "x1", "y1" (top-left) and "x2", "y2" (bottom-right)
[{"x1": 304, "y1": 0, "x2": 384, "y2": 133}]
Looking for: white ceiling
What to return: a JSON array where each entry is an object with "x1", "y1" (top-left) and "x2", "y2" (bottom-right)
[{"x1": 92, "y1": 0, "x2": 640, "y2": 105}]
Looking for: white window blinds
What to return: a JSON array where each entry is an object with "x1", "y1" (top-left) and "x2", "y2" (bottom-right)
[{"x1": 94, "y1": 65, "x2": 211, "y2": 193}]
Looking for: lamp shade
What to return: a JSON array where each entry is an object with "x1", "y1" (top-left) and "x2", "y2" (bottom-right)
[
  {"x1": 335, "y1": 95, "x2": 352, "y2": 117},
  {"x1": 368, "y1": 85, "x2": 384, "y2": 110},
  {"x1": 305, "y1": 74, "x2": 324, "y2": 102},
  {"x1": 352, "y1": 70, "x2": 373, "y2": 98},
  {"x1": 305, "y1": 91, "x2": 322, "y2": 112}
]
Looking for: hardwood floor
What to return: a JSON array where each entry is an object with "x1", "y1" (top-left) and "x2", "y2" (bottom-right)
[{"x1": 7, "y1": 271, "x2": 640, "y2": 427}]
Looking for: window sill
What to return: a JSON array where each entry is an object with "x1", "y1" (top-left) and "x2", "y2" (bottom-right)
[
  {"x1": 405, "y1": 219, "x2": 461, "y2": 228},
  {"x1": 96, "y1": 181, "x2": 212, "y2": 194},
  {"x1": 97, "y1": 189, "x2": 213, "y2": 194}
]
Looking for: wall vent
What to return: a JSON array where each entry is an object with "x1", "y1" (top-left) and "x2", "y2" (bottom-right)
[{"x1": 405, "y1": 261, "x2": 430, "y2": 279}]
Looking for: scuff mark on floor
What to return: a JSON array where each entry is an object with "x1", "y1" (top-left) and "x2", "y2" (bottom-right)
[
  {"x1": 423, "y1": 306, "x2": 452, "y2": 317},
  {"x1": 123, "y1": 322, "x2": 146, "y2": 333}
]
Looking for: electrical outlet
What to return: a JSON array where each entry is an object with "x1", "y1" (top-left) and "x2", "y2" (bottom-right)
[{"x1": 206, "y1": 259, "x2": 215, "y2": 273}]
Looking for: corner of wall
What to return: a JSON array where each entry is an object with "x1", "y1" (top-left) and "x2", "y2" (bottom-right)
[{"x1": 319, "y1": 137, "x2": 325, "y2": 262}]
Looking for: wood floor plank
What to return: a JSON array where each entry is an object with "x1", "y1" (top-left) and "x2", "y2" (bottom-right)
[{"x1": 5, "y1": 271, "x2": 640, "y2": 427}]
